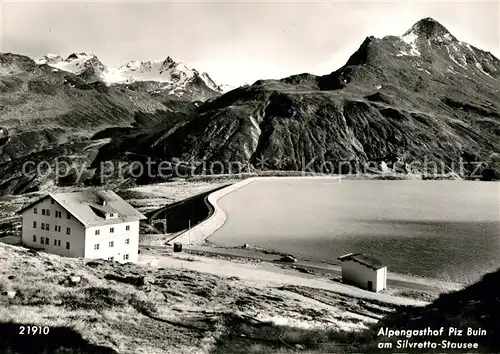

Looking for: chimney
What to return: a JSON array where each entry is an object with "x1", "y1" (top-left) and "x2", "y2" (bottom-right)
[{"x1": 95, "y1": 191, "x2": 108, "y2": 207}]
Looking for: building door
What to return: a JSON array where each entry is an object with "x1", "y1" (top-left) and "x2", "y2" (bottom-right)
[{"x1": 367, "y1": 281, "x2": 373, "y2": 291}]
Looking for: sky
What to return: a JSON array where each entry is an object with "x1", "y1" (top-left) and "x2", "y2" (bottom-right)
[{"x1": 1, "y1": 0, "x2": 499, "y2": 87}]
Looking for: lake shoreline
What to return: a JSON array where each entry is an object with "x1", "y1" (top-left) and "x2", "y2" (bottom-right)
[
  {"x1": 163, "y1": 177, "x2": 499, "y2": 285},
  {"x1": 188, "y1": 243, "x2": 464, "y2": 289},
  {"x1": 140, "y1": 242, "x2": 461, "y2": 303}
]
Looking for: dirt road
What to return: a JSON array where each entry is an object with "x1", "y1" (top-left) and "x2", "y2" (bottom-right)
[
  {"x1": 138, "y1": 247, "x2": 430, "y2": 307},
  {"x1": 141, "y1": 244, "x2": 460, "y2": 296}
]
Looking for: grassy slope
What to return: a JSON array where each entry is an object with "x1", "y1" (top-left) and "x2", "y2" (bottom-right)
[
  {"x1": 0, "y1": 243, "x2": 405, "y2": 354},
  {"x1": 2, "y1": 242, "x2": 498, "y2": 354}
]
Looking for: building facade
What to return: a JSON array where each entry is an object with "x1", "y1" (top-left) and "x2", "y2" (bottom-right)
[
  {"x1": 18, "y1": 190, "x2": 146, "y2": 263},
  {"x1": 338, "y1": 253, "x2": 387, "y2": 292}
]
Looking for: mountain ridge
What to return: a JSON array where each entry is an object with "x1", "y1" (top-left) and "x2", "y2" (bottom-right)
[
  {"x1": 122, "y1": 17, "x2": 500, "y2": 178},
  {"x1": 0, "y1": 51, "x2": 213, "y2": 194},
  {"x1": 403, "y1": 17, "x2": 457, "y2": 40},
  {"x1": 34, "y1": 52, "x2": 226, "y2": 99}
]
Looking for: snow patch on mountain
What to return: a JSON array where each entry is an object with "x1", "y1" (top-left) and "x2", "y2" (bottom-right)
[
  {"x1": 445, "y1": 45, "x2": 467, "y2": 68},
  {"x1": 463, "y1": 43, "x2": 475, "y2": 53},
  {"x1": 443, "y1": 33, "x2": 453, "y2": 42},
  {"x1": 461, "y1": 45, "x2": 494, "y2": 78},
  {"x1": 417, "y1": 67, "x2": 431, "y2": 75},
  {"x1": 400, "y1": 33, "x2": 421, "y2": 56},
  {"x1": 100, "y1": 68, "x2": 126, "y2": 85},
  {"x1": 428, "y1": 32, "x2": 455, "y2": 44},
  {"x1": 249, "y1": 115, "x2": 261, "y2": 146},
  {"x1": 475, "y1": 62, "x2": 492, "y2": 77}
]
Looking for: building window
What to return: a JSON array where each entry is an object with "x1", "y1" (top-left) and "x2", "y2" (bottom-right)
[
  {"x1": 125, "y1": 238, "x2": 130, "y2": 245},
  {"x1": 54, "y1": 239, "x2": 57, "y2": 246},
  {"x1": 41, "y1": 237, "x2": 45, "y2": 244},
  {"x1": 67, "y1": 212, "x2": 71, "y2": 219},
  {"x1": 42, "y1": 209, "x2": 46, "y2": 216},
  {"x1": 33, "y1": 235, "x2": 36, "y2": 242},
  {"x1": 109, "y1": 241, "x2": 114, "y2": 248},
  {"x1": 110, "y1": 227, "x2": 114, "y2": 233},
  {"x1": 46, "y1": 210, "x2": 50, "y2": 216},
  {"x1": 95, "y1": 229, "x2": 100, "y2": 235},
  {"x1": 51, "y1": 199, "x2": 54, "y2": 204},
  {"x1": 66, "y1": 227, "x2": 71, "y2": 235},
  {"x1": 66, "y1": 242, "x2": 70, "y2": 250},
  {"x1": 41, "y1": 223, "x2": 45, "y2": 231},
  {"x1": 45, "y1": 238, "x2": 49, "y2": 245},
  {"x1": 123, "y1": 254, "x2": 129, "y2": 260},
  {"x1": 58, "y1": 240, "x2": 61, "y2": 247},
  {"x1": 34, "y1": 208, "x2": 38, "y2": 214},
  {"x1": 55, "y1": 211, "x2": 61, "y2": 218},
  {"x1": 55, "y1": 225, "x2": 61, "y2": 232},
  {"x1": 126, "y1": 225, "x2": 130, "y2": 231},
  {"x1": 46, "y1": 224, "x2": 50, "y2": 231},
  {"x1": 33, "y1": 221, "x2": 37, "y2": 228},
  {"x1": 94, "y1": 244, "x2": 100, "y2": 250}
]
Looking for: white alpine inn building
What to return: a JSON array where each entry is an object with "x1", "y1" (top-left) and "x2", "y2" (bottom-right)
[
  {"x1": 338, "y1": 253, "x2": 387, "y2": 292},
  {"x1": 17, "y1": 190, "x2": 146, "y2": 263}
]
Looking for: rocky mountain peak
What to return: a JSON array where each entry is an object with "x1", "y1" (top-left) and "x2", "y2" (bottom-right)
[
  {"x1": 344, "y1": 36, "x2": 376, "y2": 66},
  {"x1": 159, "y1": 57, "x2": 177, "y2": 73},
  {"x1": 404, "y1": 17, "x2": 456, "y2": 41},
  {"x1": 66, "y1": 52, "x2": 97, "y2": 61}
]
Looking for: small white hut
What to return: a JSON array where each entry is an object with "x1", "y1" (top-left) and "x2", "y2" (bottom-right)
[{"x1": 338, "y1": 253, "x2": 387, "y2": 292}]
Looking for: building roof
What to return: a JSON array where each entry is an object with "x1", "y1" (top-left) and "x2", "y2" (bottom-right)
[
  {"x1": 17, "y1": 190, "x2": 147, "y2": 228},
  {"x1": 338, "y1": 253, "x2": 386, "y2": 270}
]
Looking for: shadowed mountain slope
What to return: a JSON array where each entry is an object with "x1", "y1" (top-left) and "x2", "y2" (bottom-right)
[
  {"x1": 0, "y1": 53, "x2": 210, "y2": 194},
  {"x1": 131, "y1": 18, "x2": 500, "y2": 175}
]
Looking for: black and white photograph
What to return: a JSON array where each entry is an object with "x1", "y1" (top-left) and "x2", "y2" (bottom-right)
[{"x1": 0, "y1": 0, "x2": 499, "y2": 353}]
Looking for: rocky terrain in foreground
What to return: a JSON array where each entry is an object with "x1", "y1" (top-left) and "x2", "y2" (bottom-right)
[{"x1": 1, "y1": 240, "x2": 498, "y2": 353}]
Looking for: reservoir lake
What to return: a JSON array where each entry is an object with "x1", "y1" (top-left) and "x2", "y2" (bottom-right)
[{"x1": 210, "y1": 179, "x2": 500, "y2": 282}]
